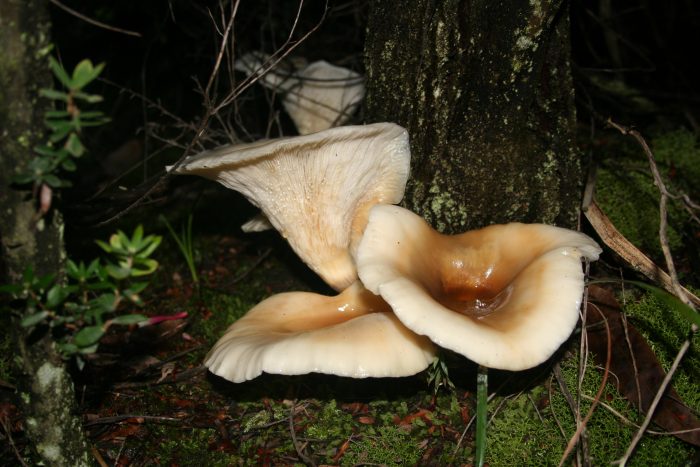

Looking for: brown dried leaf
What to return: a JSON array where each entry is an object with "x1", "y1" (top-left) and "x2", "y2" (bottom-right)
[{"x1": 586, "y1": 285, "x2": 700, "y2": 446}]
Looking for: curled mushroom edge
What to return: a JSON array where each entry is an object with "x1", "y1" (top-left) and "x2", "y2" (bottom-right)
[
  {"x1": 355, "y1": 205, "x2": 602, "y2": 372},
  {"x1": 204, "y1": 281, "x2": 437, "y2": 383}
]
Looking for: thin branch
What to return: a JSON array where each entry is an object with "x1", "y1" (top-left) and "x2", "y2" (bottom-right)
[
  {"x1": 289, "y1": 401, "x2": 316, "y2": 466},
  {"x1": 583, "y1": 201, "x2": 700, "y2": 309},
  {"x1": 0, "y1": 414, "x2": 29, "y2": 467},
  {"x1": 559, "y1": 303, "x2": 612, "y2": 467},
  {"x1": 48, "y1": 0, "x2": 142, "y2": 37},
  {"x1": 84, "y1": 414, "x2": 182, "y2": 426},
  {"x1": 606, "y1": 119, "x2": 692, "y2": 307},
  {"x1": 605, "y1": 119, "x2": 698, "y2": 465},
  {"x1": 94, "y1": 0, "x2": 329, "y2": 226},
  {"x1": 614, "y1": 339, "x2": 693, "y2": 466}
]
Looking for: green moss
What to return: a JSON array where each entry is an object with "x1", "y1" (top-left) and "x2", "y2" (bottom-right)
[
  {"x1": 597, "y1": 166, "x2": 682, "y2": 256},
  {"x1": 192, "y1": 289, "x2": 259, "y2": 345},
  {"x1": 486, "y1": 352, "x2": 695, "y2": 466},
  {"x1": 652, "y1": 128, "x2": 700, "y2": 192},
  {"x1": 150, "y1": 426, "x2": 236, "y2": 466},
  {"x1": 596, "y1": 127, "x2": 700, "y2": 267},
  {"x1": 305, "y1": 400, "x2": 354, "y2": 441},
  {"x1": 624, "y1": 291, "x2": 700, "y2": 410},
  {"x1": 341, "y1": 426, "x2": 421, "y2": 466}
]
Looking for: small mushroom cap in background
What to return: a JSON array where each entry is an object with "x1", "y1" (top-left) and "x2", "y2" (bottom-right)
[
  {"x1": 356, "y1": 205, "x2": 602, "y2": 371},
  {"x1": 234, "y1": 52, "x2": 364, "y2": 135},
  {"x1": 281, "y1": 60, "x2": 365, "y2": 135},
  {"x1": 168, "y1": 123, "x2": 411, "y2": 291},
  {"x1": 204, "y1": 281, "x2": 436, "y2": 383}
]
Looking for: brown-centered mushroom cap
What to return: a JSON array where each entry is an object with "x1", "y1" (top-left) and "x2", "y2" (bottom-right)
[
  {"x1": 204, "y1": 282, "x2": 436, "y2": 382},
  {"x1": 355, "y1": 205, "x2": 602, "y2": 371},
  {"x1": 169, "y1": 123, "x2": 410, "y2": 291}
]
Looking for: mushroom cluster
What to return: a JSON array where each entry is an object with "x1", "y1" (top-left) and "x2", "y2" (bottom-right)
[{"x1": 170, "y1": 122, "x2": 601, "y2": 382}]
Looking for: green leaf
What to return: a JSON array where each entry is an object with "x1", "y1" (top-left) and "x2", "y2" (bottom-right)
[
  {"x1": 79, "y1": 117, "x2": 110, "y2": 127},
  {"x1": 111, "y1": 314, "x2": 147, "y2": 325},
  {"x1": 48, "y1": 56, "x2": 73, "y2": 88},
  {"x1": 475, "y1": 365, "x2": 488, "y2": 467},
  {"x1": 78, "y1": 343, "x2": 99, "y2": 355},
  {"x1": 131, "y1": 258, "x2": 158, "y2": 277},
  {"x1": 105, "y1": 264, "x2": 130, "y2": 280},
  {"x1": 39, "y1": 88, "x2": 69, "y2": 102},
  {"x1": 86, "y1": 258, "x2": 101, "y2": 277},
  {"x1": 74, "y1": 325, "x2": 104, "y2": 347},
  {"x1": 72, "y1": 91, "x2": 104, "y2": 103},
  {"x1": 11, "y1": 172, "x2": 36, "y2": 185},
  {"x1": 79, "y1": 111, "x2": 106, "y2": 119},
  {"x1": 90, "y1": 293, "x2": 117, "y2": 314},
  {"x1": 35, "y1": 273, "x2": 55, "y2": 291},
  {"x1": 132, "y1": 225, "x2": 144, "y2": 246},
  {"x1": 34, "y1": 144, "x2": 60, "y2": 157},
  {"x1": 95, "y1": 239, "x2": 112, "y2": 254},
  {"x1": 21, "y1": 311, "x2": 50, "y2": 327},
  {"x1": 71, "y1": 60, "x2": 104, "y2": 89},
  {"x1": 116, "y1": 230, "x2": 130, "y2": 251},
  {"x1": 61, "y1": 159, "x2": 77, "y2": 172},
  {"x1": 47, "y1": 124, "x2": 73, "y2": 143},
  {"x1": 65, "y1": 133, "x2": 85, "y2": 157},
  {"x1": 57, "y1": 342, "x2": 78, "y2": 355},
  {"x1": 137, "y1": 235, "x2": 162, "y2": 259},
  {"x1": 629, "y1": 280, "x2": 700, "y2": 328},
  {"x1": 126, "y1": 281, "x2": 149, "y2": 295},
  {"x1": 46, "y1": 284, "x2": 69, "y2": 308},
  {"x1": 43, "y1": 174, "x2": 70, "y2": 188}
]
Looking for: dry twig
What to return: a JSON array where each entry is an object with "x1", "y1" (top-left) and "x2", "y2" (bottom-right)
[
  {"x1": 49, "y1": 0, "x2": 142, "y2": 37},
  {"x1": 558, "y1": 303, "x2": 612, "y2": 467},
  {"x1": 605, "y1": 119, "x2": 698, "y2": 466}
]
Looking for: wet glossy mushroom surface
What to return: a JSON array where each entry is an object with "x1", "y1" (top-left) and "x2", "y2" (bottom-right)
[
  {"x1": 356, "y1": 205, "x2": 602, "y2": 371},
  {"x1": 204, "y1": 281, "x2": 436, "y2": 383}
]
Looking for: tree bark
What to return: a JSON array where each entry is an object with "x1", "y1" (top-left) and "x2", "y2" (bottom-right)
[
  {"x1": 364, "y1": 0, "x2": 580, "y2": 232},
  {"x1": 0, "y1": 1, "x2": 91, "y2": 465}
]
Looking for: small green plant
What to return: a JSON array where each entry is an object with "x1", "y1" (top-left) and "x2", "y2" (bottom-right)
[
  {"x1": 13, "y1": 56, "x2": 108, "y2": 189},
  {"x1": 160, "y1": 214, "x2": 199, "y2": 284},
  {"x1": 426, "y1": 355, "x2": 455, "y2": 394},
  {"x1": 1, "y1": 226, "x2": 161, "y2": 366}
]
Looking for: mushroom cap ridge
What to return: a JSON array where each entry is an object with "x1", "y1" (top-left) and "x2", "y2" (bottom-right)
[
  {"x1": 355, "y1": 205, "x2": 602, "y2": 371},
  {"x1": 204, "y1": 281, "x2": 436, "y2": 383},
  {"x1": 169, "y1": 123, "x2": 410, "y2": 291}
]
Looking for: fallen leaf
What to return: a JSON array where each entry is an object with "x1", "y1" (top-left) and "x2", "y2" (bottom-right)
[{"x1": 586, "y1": 285, "x2": 700, "y2": 446}]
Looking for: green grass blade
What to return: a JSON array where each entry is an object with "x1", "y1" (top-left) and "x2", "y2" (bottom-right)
[{"x1": 476, "y1": 365, "x2": 488, "y2": 467}]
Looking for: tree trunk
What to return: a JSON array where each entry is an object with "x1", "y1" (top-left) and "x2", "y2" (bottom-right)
[
  {"x1": 0, "y1": 1, "x2": 91, "y2": 465},
  {"x1": 364, "y1": 0, "x2": 580, "y2": 232}
]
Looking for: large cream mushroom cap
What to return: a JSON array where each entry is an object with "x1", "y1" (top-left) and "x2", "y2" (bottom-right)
[
  {"x1": 234, "y1": 52, "x2": 364, "y2": 135},
  {"x1": 169, "y1": 123, "x2": 410, "y2": 291},
  {"x1": 204, "y1": 282, "x2": 436, "y2": 383},
  {"x1": 356, "y1": 205, "x2": 602, "y2": 371}
]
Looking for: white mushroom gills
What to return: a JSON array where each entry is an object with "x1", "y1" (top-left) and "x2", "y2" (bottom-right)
[{"x1": 168, "y1": 123, "x2": 411, "y2": 291}]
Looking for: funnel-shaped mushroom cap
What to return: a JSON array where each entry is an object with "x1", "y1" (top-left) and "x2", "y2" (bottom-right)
[
  {"x1": 169, "y1": 123, "x2": 410, "y2": 291},
  {"x1": 204, "y1": 282, "x2": 436, "y2": 382},
  {"x1": 356, "y1": 206, "x2": 602, "y2": 371}
]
